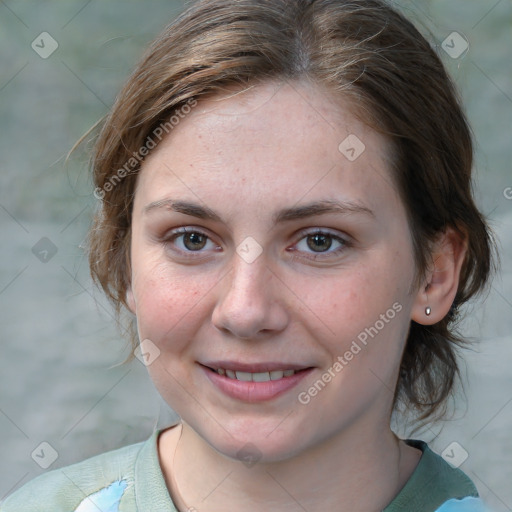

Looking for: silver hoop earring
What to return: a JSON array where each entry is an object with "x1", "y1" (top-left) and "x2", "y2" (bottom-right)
[{"x1": 425, "y1": 306, "x2": 431, "y2": 316}]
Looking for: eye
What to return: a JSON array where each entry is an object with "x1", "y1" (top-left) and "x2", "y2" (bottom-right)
[
  {"x1": 162, "y1": 226, "x2": 351, "y2": 261},
  {"x1": 291, "y1": 229, "x2": 350, "y2": 260},
  {"x1": 164, "y1": 227, "x2": 219, "y2": 256}
]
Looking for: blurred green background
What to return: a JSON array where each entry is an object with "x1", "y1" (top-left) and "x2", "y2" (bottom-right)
[{"x1": 1, "y1": 0, "x2": 511, "y2": 509}]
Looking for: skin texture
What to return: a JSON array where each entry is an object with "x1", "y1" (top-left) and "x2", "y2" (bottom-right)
[{"x1": 126, "y1": 80, "x2": 467, "y2": 511}]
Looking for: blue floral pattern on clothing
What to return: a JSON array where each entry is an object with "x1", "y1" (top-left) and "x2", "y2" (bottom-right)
[
  {"x1": 435, "y1": 497, "x2": 490, "y2": 512},
  {"x1": 73, "y1": 480, "x2": 127, "y2": 512}
]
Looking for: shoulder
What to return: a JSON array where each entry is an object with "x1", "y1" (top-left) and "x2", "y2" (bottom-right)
[
  {"x1": 409, "y1": 440, "x2": 478, "y2": 495},
  {"x1": 385, "y1": 440, "x2": 479, "y2": 512},
  {"x1": 0, "y1": 436, "x2": 149, "y2": 512}
]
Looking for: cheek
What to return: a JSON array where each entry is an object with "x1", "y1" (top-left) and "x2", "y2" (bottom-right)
[
  {"x1": 130, "y1": 258, "x2": 218, "y2": 350},
  {"x1": 342, "y1": 258, "x2": 412, "y2": 369},
  {"x1": 306, "y1": 255, "x2": 412, "y2": 388},
  {"x1": 304, "y1": 261, "x2": 405, "y2": 338}
]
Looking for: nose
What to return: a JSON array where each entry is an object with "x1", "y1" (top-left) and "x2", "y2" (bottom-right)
[{"x1": 211, "y1": 253, "x2": 289, "y2": 340}]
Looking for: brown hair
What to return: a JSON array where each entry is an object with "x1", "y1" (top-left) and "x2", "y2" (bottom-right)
[{"x1": 85, "y1": 0, "x2": 497, "y2": 423}]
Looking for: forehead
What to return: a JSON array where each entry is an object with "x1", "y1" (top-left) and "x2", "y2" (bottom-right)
[{"x1": 134, "y1": 80, "x2": 400, "y2": 221}]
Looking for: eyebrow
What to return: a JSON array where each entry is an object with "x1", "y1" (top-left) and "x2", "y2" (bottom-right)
[{"x1": 143, "y1": 198, "x2": 374, "y2": 224}]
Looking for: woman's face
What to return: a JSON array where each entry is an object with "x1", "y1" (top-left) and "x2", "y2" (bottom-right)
[{"x1": 128, "y1": 80, "x2": 420, "y2": 462}]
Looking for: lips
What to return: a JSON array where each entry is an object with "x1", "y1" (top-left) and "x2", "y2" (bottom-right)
[
  {"x1": 216, "y1": 368, "x2": 297, "y2": 382},
  {"x1": 201, "y1": 361, "x2": 311, "y2": 373},
  {"x1": 201, "y1": 361, "x2": 311, "y2": 382},
  {"x1": 200, "y1": 361, "x2": 314, "y2": 402}
]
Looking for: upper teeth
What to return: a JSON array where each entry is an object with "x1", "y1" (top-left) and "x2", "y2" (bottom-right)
[{"x1": 217, "y1": 369, "x2": 296, "y2": 381}]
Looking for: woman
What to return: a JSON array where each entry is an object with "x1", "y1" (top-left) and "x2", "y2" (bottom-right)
[{"x1": 1, "y1": 0, "x2": 496, "y2": 510}]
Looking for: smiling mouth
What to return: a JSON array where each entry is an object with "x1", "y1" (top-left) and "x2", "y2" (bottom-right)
[
  {"x1": 200, "y1": 363, "x2": 314, "y2": 402},
  {"x1": 207, "y1": 367, "x2": 305, "y2": 382},
  {"x1": 203, "y1": 366, "x2": 312, "y2": 382}
]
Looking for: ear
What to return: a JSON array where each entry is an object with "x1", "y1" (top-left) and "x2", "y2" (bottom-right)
[{"x1": 411, "y1": 227, "x2": 467, "y2": 325}]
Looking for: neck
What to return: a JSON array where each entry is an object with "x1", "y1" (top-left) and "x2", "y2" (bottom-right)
[{"x1": 158, "y1": 419, "x2": 421, "y2": 512}]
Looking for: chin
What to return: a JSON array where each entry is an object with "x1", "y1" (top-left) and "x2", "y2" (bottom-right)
[
  {"x1": 218, "y1": 437, "x2": 304, "y2": 465},
  {"x1": 193, "y1": 416, "x2": 313, "y2": 465}
]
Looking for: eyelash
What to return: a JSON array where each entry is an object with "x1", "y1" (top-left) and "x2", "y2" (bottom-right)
[
  {"x1": 163, "y1": 227, "x2": 351, "y2": 261},
  {"x1": 292, "y1": 228, "x2": 351, "y2": 260}
]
